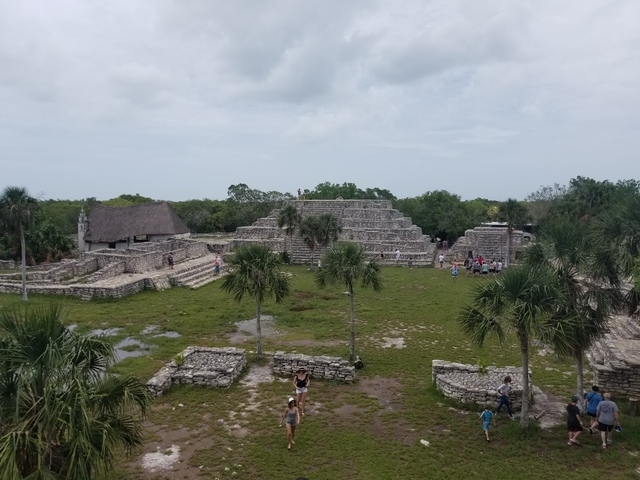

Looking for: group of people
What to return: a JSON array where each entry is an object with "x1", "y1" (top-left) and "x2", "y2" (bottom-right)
[
  {"x1": 567, "y1": 386, "x2": 620, "y2": 449},
  {"x1": 463, "y1": 255, "x2": 503, "y2": 276},
  {"x1": 279, "y1": 367, "x2": 310, "y2": 450},
  {"x1": 478, "y1": 377, "x2": 622, "y2": 448}
]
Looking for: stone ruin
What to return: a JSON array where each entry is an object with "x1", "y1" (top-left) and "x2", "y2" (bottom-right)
[
  {"x1": 0, "y1": 238, "x2": 225, "y2": 300},
  {"x1": 232, "y1": 199, "x2": 436, "y2": 266},
  {"x1": 273, "y1": 352, "x2": 356, "y2": 382},
  {"x1": 146, "y1": 347, "x2": 247, "y2": 397},
  {"x1": 587, "y1": 313, "x2": 640, "y2": 399},
  {"x1": 432, "y1": 360, "x2": 532, "y2": 411},
  {"x1": 448, "y1": 225, "x2": 532, "y2": 266}
]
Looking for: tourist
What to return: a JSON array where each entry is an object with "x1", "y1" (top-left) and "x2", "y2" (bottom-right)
[
  {"x1": 495, "y1": 376, "x2": 514, "y2": 420},
  {"x1": 567, "y1": 395, "x2": 583, "y2": 446},
  {"x1": 214, "y1": 255, "x2": 221, "y2": 275},
  {"x1": 497, "y1": 260, "x2": 503, "y2": 274},
  {"x1": 408, "y1": 259, "x2": 413, "y2": 270},
  {"x1": 596, "y1": 392, "x2": 620, "y2": 448},
  {"x1": 438, "y1": 253, "x2": 445, "y2": 268},
  {"x1": 464, "y1": 256, "x2": 473, "y2": 275},
  {"x1": 450, "y1": 262, "x2": 459, "y2": 281},
  {"x1": 478, "y1": 255, "x2": 484, "y2": 265},
  {"x1": 479, "y1": 404, "x2": 494, "y2": 442},
  {"x1": 395, "y1": 249, "x2": 401, "y2": 265},
  {"x1": 481, "y1": 261, "x2": 489, "y2": 276},
  {"x1": 317, "y1": 259, "x2": 322, "y2": 272},
  {"x1": 380, "y1": 251, "x2": 384, "y2": 259},
  {"x1": 279, "y1": 397, "x2": 301, "y2": 450},
  {"x1": 489, "y1": 260, "x2": 496, "y2": 275},
  {"x1": 297, "y1": 188, "x2": 301, "y2": 199},
  {"x1": 293, "y1": 367, "x2": 310, "y2": 415},
  {"x1": 472, "y1": 259, "x2": 481, "y2": 276},
  {"x1": 167, "y1": 252, "x2": 174, "y2": 270},
  {"x1": 585, "y1": 385, "x2": 602, "y2": 434}
]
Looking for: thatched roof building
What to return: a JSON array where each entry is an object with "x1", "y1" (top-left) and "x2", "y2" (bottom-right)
[{"x1": 79, "y1": 202, "x2": 189, "y2": 251}]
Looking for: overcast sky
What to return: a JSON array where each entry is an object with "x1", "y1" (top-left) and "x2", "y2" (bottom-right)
[{"x1": 1, "y1": 0, "x2": 639, "y2": 202}]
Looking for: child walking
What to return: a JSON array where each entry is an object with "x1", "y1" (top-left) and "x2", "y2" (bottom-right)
[{"x1": 480, "y1": 405, "x2": 494, "y2": 441}]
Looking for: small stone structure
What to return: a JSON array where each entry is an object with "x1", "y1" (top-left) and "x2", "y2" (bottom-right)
[
  {"x1": 448, "y1": 226, "x2": 531, "y2": 266},
  {"x1": 146, "y1": 347, "x2": 246, "y2": 397},
  {"x1": 432, "y1": 360, "x2": 532, "y2": 410},
  {"x1": 233, "y1": 200, "x2": 436, "y2": 266},
  {"x1": 273, "y1": 352, "x2": 356, "y2": 382},
  {"x1": 0, "y1": 239, "x2": 221, "y2": 299},
  {"x1": 587, "y1": 313, "x2": 640, "y2": 398}
]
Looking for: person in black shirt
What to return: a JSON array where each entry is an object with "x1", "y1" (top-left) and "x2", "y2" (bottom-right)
[
  {"x1": 567, "y1": 395, "x2": 583, "y2": 445},
  {"x1": 293, "y1": 367, "x2": 310, "y2": 416}
]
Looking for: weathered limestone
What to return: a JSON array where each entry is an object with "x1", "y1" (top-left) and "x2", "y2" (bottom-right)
[
  {"x1": 233, "y1": 200, "x2": 435, "y2": 266},
  {"x1": 0, "y1": 239, "x2": 221, "y2": 300},
  {"x1": 273, "y1": 352, "x2": 355, "y2": 382},
  {"x1": 146, "y1": 347, "x2": 246, "y2": 397},
  {"x1": 586, "y1": 314, "x2": 640, "y2": 398},
  {"x1": 449, "y1": 226, "x2": 531, "y2": 265},
  {"x1": 432, "y1": 360, "x2": 532, "y2": 411}
]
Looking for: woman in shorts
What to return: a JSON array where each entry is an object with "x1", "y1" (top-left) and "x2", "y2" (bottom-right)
[
  {"x1": 293, "y1": 367, "x2": 310, "y2": 415},
  {"x1": 279, "y1": 397, "x2": 301, "y2": 450}
]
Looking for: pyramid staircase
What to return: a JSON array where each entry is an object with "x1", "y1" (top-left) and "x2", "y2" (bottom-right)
[{"x1": 168, "y1": 256, "x2": 224, "y2": 289}]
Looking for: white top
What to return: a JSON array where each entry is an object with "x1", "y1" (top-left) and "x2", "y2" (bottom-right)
[{"x1": 395, "y1": 250, "x2": 400, "y2": 259}]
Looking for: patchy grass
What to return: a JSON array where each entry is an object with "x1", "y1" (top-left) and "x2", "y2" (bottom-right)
[{"x1": 1, "y1": 266, "x2": 639, "y2": 479}]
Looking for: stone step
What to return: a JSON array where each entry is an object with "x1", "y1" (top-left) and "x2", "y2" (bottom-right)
[
  {"x1": 188, "y1": 274, "x2": 223, "y2": 289},
  {"x1": 170, "y1": 265, "x2": 218, "y2": 287}
]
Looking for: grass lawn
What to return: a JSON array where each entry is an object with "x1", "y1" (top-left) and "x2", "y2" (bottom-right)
[{"x1": 1, "y1": 266, "x2": 640, "y2": 479}]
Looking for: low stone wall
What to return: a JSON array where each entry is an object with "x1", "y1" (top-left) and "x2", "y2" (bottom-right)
[
  {"x1": 432, "y1": 360, "x2": 532, "y2": 411},
  {"x1": 273, "y1": 352, "x2": 355, "y2": 382},
  {"x1": 146, "y1": 347, "x2": 246, "y2": 396},
  {"x1": 83, "y1": 261, "x2": 125, "y2": 284},
  {"x1": 0, "y1": 260, "x2": 16, "y2": 269}
]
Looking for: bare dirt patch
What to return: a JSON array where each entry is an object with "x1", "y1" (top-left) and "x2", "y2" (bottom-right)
[{"x1": 354, "y1": 376, "x2": 403, "y2": 411}]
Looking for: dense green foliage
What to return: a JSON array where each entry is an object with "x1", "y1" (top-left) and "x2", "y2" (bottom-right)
[{"x1": 0, "y1": 303, "x2": 150, "y2": 479}]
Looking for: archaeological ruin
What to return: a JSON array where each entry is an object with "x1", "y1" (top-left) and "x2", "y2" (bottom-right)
[
  {"x1": 232, "y1": 199, "x2": 436, "y2": 266},
  {"x1": 448, "y1": 224, "x2": 532, "y2": 266}
]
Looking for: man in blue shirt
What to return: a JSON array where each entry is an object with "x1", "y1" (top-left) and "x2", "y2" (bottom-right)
[{"x1": 584, "y1": 385, "x2": 602, "y2": 434}]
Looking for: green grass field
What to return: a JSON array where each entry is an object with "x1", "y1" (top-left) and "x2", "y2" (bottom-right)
[{"x1": 2, "y1": 266, "x2": 640, "y2": 479}]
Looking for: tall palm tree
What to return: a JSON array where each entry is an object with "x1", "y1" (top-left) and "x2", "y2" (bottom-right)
[
  {"x1": 220, "y1": 244, "x2": 290, "y2": 358},
  {"x1": 0, "y1": 187, "x2": 38, "y2": 301},
  {"x1": 316, "y1": 213, "x2": 342, "y2": 249},
  {"x1": 277, "y1": 204, "x2": 301, "y2": 261},
  {"x1": 0, "y1": 302, "x2": 151, "y2": 479},
  {"x1": 299, "y1": 216, "x2": 321, "y2": 269},
  {"x1": 317, "y1": 243, "x2": 383, "y2": 361},
  {"x1": 498, "y1": 198, "x2": 530, "y2": 267},
  {"x1": 523, "y1": 219, "x2": 621, "y2": 405},
  {"x1": 459, "y1": 265, "x2": 559, "y2": 426}
]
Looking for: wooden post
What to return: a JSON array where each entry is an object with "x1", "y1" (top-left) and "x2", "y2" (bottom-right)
[{"x1": 629, "y1": 398, "x2": 639, "y2": 416}]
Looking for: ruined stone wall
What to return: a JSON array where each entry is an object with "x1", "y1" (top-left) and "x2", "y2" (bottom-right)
[
  {"x1": 432, "y1": 360, "x2": 532, "y2": 410},
  {"x1": 83, "y1": 261, "x2": 126, "y2": 284},
  {"x1": 273, "y1": 352, "x2": 355, "y2": 382},
  {"x1": 0, "y1": 260, "x2": 16, "y2": 269},
  {"x1": 0, "y1": 279, "x2": 149, "y2": 300},
  {"x1": 146, "y1": 347, "x2": 247, "y2": 396}
]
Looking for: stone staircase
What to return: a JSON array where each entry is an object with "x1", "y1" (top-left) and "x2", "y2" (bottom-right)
[
  {"x1": 586, "y1": 314, "x2": 640, "y2": 398},
  {"x1": 168, "y1": 257, "x2": 222, "y2": 289},
  {"x1": 232, "y1": 200, "x2": 435, "y2": 266}
]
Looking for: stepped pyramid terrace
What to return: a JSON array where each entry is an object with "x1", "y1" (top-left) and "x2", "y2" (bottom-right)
[
  {"x1": 232, "y1": 199, "x2": 436, "y2": 266},
  {"x1": 448, "y1": 224, "x2": 533, "y2": 265}
]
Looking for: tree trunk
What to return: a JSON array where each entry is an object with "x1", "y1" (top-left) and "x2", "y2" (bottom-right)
[
  {"x1": 575, "y1": 348, "x2": 585, "y2": 414},
  {"x1": 20, "y1": 224, "x2": 28, "y2": 302},
  {"x1": 349, "y1": 287, "x2": 356, "y2": 362},
  {"x1": 255, "y1": 300, "x2": 263, "y2": 358},
  {"x1": 520, "y1": 335, "x2": 530, "y2": 427}
]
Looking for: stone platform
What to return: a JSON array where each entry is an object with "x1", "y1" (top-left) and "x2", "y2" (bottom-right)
[
  {"x1": 232, "y1": 200, "x2": 436, "y2": 266},
  {"x1": 432, "y1": 360, "x2": 532, "y2": 411},
  {"x1": 587, "y1": 313, "x2": 640, "y2": 398},
  {"x1": 273, "y1": 352, "x2": 355, "y2": 382},
  {"x1": 146, "y1": 347, "x2": 246, "y2": 397}
]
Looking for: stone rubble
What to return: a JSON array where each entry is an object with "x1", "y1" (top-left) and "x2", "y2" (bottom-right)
[{"x1": 273, "y1": 352, "x2": 355, "y2": 382}]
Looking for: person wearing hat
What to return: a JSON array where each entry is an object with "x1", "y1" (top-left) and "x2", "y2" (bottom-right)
[
  {"x1": 584, "y1": 385, "x2": 603, "y2": 434},
  {"x1": 279, "y1": 397, "x2": 300, "y2": 450},
  {"x1": 566, "y1": 395, "x2": 583, "y2": 445},
  {"x1": 293, "y1": 367, "x2": 310, "y2": 416}
]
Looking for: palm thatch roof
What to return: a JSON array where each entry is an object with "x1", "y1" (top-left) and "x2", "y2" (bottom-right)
[{"x1": 84, "y1": 202, "x2": 189, "y2": 243}]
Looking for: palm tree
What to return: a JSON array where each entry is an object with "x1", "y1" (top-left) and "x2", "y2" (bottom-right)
[
  {"x1": 523, "y1": 219, "x2": 621, "y2": 405},
  {"x1": 459, "y1": 265, "x2": 559, "y2": 426},
  {"x1": 0, "y1": 187, "x2": 38, "y2": 301},
  {"x1": 317, "y1": 243, "x2": 383, "y2": 361},
  {"x1": 277, "y1": 204, "x2": 301, "y2": 261},
  {"x1": 498, "y1": 198, "x2": 530, "y2": 267},
  {"x1": 220, "y1": 244, "x2": 290, "y2": 357},
  {"x1": 299, "y1": 216, "x2": 321, "y2": 269},
  {"x1": 0, "y1": 302, "x2": 151, "y2": 479},
  {"x1": 316, "y1": 213, "x2": 342, "y2": 249}
]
